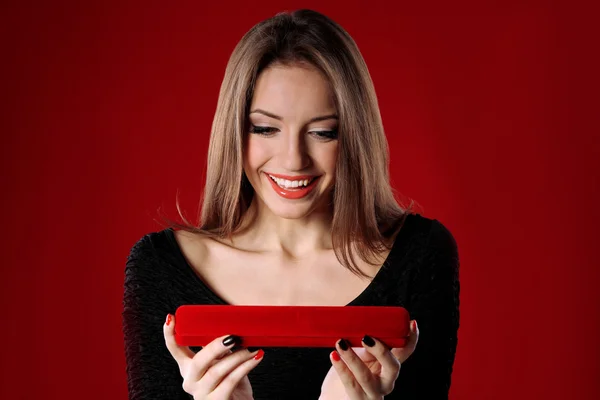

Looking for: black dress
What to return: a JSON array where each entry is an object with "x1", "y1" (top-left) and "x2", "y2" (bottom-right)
[{"x1": 122, "y1": 213, "x2": 460, "y2": 399}]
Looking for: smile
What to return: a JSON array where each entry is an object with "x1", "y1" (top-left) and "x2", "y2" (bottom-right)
[{"x1": 264, "y1": 172, "x2": 321, "y2": 199}]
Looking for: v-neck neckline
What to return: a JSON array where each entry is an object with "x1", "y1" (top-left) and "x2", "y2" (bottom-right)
[{"x1": 164, "y1": 213, "x2": 414, "y2": 306}]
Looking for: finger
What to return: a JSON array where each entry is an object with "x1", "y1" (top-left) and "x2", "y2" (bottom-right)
[
  {"x1": 360, "y1": 335, "x2": 401, "y2": 392},
  {"x1": 211, "y1": 349, "x2": 265, "y2": 399},
  {"x1": 206, "y1": 348, "x2": 233, "y2": 369},
  {"x1": 391, "y1": 320, "x2": 419, "y2": 363},
  {"x1": 163, "y1": 314, "x2": 195, "y2": 366},
  {"x1": 197, "y1": 348, "x2": 261, "y2": 393},
  {"x1": 330, "y1": 350, "x2": 366, "y2": 400},
  {"x1": 187, "y1": 334, "x2": 242, "y2": 382},
  {"x1": 336, "y1": 339, "x2": 377, "y2": 398}
]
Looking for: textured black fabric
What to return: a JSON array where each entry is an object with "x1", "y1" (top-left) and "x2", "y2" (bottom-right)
[{"x1": 122, "y1": 213, "x2": 460, "y2": 399}]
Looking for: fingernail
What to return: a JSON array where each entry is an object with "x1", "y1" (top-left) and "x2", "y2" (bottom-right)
[
  {"x1": 362, "y1": 335, "x2": 375, "y2": 347},
  {"x1": 253, "y1": 349, "x2": 264, "y2": 360},
  {"x1": 222, "y1": 335, "x2": 240, "y2": 347},
  {"x1": 166, "y1": 314, "x2": 172, "y2": 326},
  {"x1": 331, "y1": 350, "x2": 341, "y2": 361},
  {"x1": 412, "y1": 320, "x2": 418, "y2": 331},
  {"x1": 337, "y1": 338, "x2": 349, "y2": 351}
]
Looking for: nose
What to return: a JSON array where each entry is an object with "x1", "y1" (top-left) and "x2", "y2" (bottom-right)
[{"x1": 281, "y1": 130, "x2": 310, "y2": 171}]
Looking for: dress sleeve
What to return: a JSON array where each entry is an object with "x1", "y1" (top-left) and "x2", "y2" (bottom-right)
[
  {"x1": 396, "y1": 220, "x2": 461, "y2": 399},
  {"x1": 122, "y1": 235, "x2": 192, "y2": 400}
]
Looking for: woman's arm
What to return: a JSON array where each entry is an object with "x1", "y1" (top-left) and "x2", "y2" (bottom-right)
[
  {"x1": 122, "y1": 235, "x2": 192, "y2": 400},
  {"x1": 398, "y1": 220, "x2": 461, "y2": 399}
]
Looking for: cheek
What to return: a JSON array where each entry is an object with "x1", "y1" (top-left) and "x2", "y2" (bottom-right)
[
  {"x1": 313, "y1": 143, "x2": 338, "y2": 173},
  {"x1": 244, "y1": 136, "x2": 271, "y2": 170}
]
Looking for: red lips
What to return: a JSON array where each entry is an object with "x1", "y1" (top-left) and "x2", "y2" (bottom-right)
[
  {"x1": 264, "y1": 172, "x2": 321, "y2": 200},
  {"x1": 265, "y1": 172, "x2": 318, "y2": 181}
]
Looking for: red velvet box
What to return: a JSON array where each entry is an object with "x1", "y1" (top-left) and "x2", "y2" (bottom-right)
[{"x1": 174, "y1": 305, "x2": 410, "y2": 348}]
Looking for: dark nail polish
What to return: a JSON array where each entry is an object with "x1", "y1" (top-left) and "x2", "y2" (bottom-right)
[
  {"x1": 362, "y1": 335, "x2": 376, "y2": 347},
  {"x1": 222, "y1": 335, "x2": 240, "y2": 347},
  {"x1": 338, "y1": 338, "x2": 349, "y2": 351}
]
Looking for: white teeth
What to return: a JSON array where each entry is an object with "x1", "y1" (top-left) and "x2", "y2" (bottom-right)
[{"x1": 268, "y1": 175, "x2": 315, "y2": 189}]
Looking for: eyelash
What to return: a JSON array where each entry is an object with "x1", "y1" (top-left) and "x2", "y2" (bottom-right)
[{"x1": 249, "y1": 125, "x2": 338, "y2": 140}]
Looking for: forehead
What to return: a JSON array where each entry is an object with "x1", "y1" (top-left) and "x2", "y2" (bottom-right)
[{"x1": 250, "y1": 63, "x2": 337, "y2": 119}]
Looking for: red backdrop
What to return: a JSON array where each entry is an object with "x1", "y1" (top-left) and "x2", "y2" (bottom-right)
[{"x1": 2, "y1": 1, "x2": 598, "y2": 399}]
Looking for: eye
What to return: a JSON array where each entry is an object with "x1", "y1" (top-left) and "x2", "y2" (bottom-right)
[
  {"x1": 249, "y1": 125, "x2": 338, "y2": 140},
  {"x1": 250, "y1": 125, "x2": 278, "y2": 136},
  {"x1": 311, "y1": 129, "x2": 338, "y2": 140}
]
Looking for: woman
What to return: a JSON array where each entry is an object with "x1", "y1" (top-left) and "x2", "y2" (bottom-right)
[{"x1": 122, "y1": 9, "x2": 460, "y2": 400}]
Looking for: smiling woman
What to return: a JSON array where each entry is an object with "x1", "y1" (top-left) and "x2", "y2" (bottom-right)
[
  {"x1": 245, "y1": 64, "x2": 339, "y2": 214},
  {"x1": 122, "y1": 8, "x2": 460, "y2": 400},
  {"x1": 168, "y1": 10, "x2": 413, "y2": 278}
]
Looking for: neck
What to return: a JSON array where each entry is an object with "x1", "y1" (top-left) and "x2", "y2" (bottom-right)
[{"x1": 234, "y1": 197, "x2": 334, "y2": 259}]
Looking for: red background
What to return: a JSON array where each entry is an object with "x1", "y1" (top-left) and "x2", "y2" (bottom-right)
[{"x1": 2, "y1": 1, "x2": 598, "y2": 399}]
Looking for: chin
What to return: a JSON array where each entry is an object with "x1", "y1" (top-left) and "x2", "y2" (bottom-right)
[
  {"x1": 263, "y1": 190, "x2": 333, "y2": 219},
  {"x1": 268, "y1": 204, "x2": 315, "y2": 220}
]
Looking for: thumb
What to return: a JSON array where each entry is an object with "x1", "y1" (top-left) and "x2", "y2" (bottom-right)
[
  {"x1": 391, "y1": 320, "x2": 419, "y2": 363},
  {"x1": 163, "y1": 313, "x2": 195, "y2": 363}
]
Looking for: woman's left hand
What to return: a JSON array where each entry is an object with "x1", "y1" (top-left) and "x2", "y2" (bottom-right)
[{"x1": 319, "y1": 320, "x2": 419, "y2": 400}]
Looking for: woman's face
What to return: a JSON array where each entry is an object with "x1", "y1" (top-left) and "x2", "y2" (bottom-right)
[{"x1": 243, "y1": 63, "x2": 339, "y2": 220}]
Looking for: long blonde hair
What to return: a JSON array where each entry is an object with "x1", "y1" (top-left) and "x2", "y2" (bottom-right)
[{"x1": 160, "y1": 9, "x2": 416, "y2": 278}]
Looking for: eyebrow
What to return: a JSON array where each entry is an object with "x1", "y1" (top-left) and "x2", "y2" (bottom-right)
[{"x1": 249, "y1": 109, "x2": 338, "y2": 123}]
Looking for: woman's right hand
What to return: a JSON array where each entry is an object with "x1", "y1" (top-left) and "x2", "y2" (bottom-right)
[{"x1": 163, "y1": 314, "x2": 264, "y2": 400}]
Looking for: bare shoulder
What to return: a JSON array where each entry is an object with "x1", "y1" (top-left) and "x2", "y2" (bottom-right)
[{"x1": 173, "y1": 229, "x2": 212, "y2": 268}]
